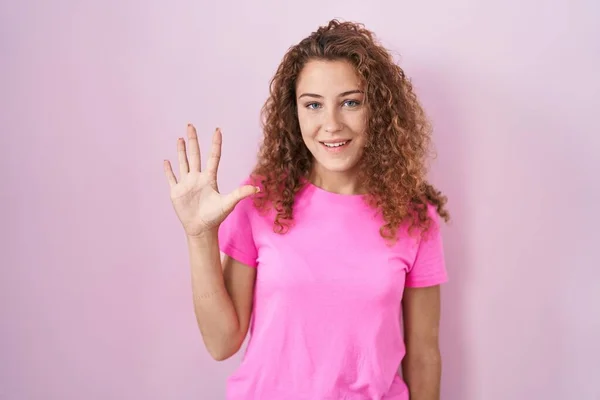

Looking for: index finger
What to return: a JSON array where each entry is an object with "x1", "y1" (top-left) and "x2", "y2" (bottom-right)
[{"x1": 205, "y1": 128, "x2": 222, "y2": 176}]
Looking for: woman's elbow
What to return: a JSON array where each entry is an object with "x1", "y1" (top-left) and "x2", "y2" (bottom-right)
[{"x1": 205, "y1": 335, "x2": 244, "y2": 361}]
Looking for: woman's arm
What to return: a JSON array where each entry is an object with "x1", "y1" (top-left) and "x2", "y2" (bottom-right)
[
  {"x1": 188, "y1": 230, "x2": 256, "y2": 361},
  {"x1": 401, "y1": 285, "x2": 443, "y2": 400},
  {"x1": 164, "y1": 124, "x2": 258, "y2": 362}
]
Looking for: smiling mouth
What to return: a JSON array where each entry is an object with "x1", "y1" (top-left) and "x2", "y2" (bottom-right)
[{"x1": 320, "y1": 140, "x2": 351, "y2": 148}]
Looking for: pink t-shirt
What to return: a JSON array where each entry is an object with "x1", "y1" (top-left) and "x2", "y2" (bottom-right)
[{"x1": 218, "y1": 180, "x2": 448, "y2": 400}]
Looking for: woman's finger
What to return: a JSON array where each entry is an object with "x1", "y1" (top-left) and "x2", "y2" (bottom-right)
[
  {"x1": 186, "y1": 124, "x2": 201, "y2": 172},
  {"x1": 177, "y1": 137, "x2": 190, "y2": 176},
  {"x1": 222, "y1": 184, "x2": 259, "y2": 214},
  {"x1": 163, "y1": 160, "x2": 177, "y2": 187},
  {"x1": 206, "y1": 128, "x2": 222, "y2": 177}
]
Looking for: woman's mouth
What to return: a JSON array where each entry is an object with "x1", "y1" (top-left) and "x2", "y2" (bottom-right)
[{"x1": 320, "y1": 140, "x2": 351, "y2": 152}]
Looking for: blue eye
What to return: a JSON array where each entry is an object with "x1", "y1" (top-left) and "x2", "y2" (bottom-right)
[
  {"x1": 344, "y1": 100, "x2": 360, "y2": 107},
  {"x1": 306, "y1": 103, "x2": 321, "y2": 110}
]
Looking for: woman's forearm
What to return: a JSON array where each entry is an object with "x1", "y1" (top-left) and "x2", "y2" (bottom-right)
[
  {"x1": 187, "y1": 230, "x2": 243, "y2": 360},
  {"x1": 402, "y1": 350, "x2": 442, "y2": 400}
]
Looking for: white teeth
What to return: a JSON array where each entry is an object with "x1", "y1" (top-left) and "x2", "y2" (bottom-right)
[{"x1": 323, "y1": 141, "x2": 347, "y2": 148}]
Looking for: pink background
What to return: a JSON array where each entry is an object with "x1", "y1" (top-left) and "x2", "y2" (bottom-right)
[{"x1": 1, "y1": 1, "x2": 598, "y2": 399}]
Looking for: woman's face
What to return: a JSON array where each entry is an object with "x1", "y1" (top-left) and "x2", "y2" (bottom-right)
[{"x1": 295, "y1": 59, "x2": 367, "y2": 176}]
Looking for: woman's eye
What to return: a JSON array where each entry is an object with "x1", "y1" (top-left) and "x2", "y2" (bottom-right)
[
  {"x1": 306, "y1": 103, "x2": 322, "y2": 110},
  {"x1": 344, "y1": 100, "x2": 360, "y2": 107}
]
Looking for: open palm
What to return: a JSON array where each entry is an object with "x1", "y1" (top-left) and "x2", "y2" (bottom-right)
[{"x1": 164, "y1": 124, "x2": 258, "y2": 237}]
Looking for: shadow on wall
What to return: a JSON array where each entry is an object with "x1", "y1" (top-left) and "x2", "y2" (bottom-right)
[{"x1": 412, "y1": 65, "x2": 471, "y2": 400}]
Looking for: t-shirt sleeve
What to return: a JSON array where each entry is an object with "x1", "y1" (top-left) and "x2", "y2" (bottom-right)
[
  {"x1": 217, "y1": 196, "x2": 258, "y2": 268},
  {"x1": 405, "y1": 205, "x2": 448, "y2": 288}
]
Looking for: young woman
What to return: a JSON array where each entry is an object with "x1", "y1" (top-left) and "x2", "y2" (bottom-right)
[{"x1": 164, "y1": 19, "x2": 450, "y2": 400}]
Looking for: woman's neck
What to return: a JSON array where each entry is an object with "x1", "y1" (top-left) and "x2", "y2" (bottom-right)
[{"x1": 308, "y1": 165, "x2": 363, "y2": 195}]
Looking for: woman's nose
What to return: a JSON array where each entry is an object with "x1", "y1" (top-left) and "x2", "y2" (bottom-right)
[{"x1": 323, "y1": 109, "x2": 343, "y2": 133}]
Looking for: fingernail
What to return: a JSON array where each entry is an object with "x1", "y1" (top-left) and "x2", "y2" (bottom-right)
[{"x1": 255, "y1": 186, "x2": 261, "y2": 192}]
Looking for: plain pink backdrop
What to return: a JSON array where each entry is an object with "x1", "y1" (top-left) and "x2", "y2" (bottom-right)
[{"x1": 1, "y1": 0, "x2": 599, "y2": 399}]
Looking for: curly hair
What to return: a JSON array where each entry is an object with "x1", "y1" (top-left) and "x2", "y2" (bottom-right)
[{"x1": 250, "y1": 19, "x2": 449, "y2": 242}]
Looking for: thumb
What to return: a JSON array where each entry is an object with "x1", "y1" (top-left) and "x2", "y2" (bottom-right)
[{"x1": 223, "y1": 185, "x2": 260, "y2": 214}]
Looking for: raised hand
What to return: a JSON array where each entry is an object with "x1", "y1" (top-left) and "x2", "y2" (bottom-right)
[{"x1": 163, "y1": 124, "x2": 258, "y2": 237}]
